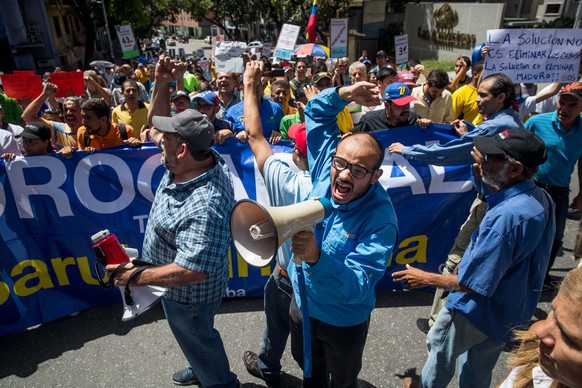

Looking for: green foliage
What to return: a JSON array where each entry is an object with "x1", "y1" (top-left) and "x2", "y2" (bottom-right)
[
  {"x1": 422, "y1": 59, "x2": 456, "y2": 72},
  {"x1": 545, "y1": 17, "x2": 575, "y2": 28}
]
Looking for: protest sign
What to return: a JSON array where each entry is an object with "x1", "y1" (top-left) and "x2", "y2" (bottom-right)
[
  {"x1": 115, "y1": 25, "x2": 140, "y2": 59},
  {"x1": 262, "y1": 43, "x2": 272, "y2": 58},
  {"x1": 214, "y1": 41, "x2": 246, "y2": 73},
  {"x1": 199, "y1": 59, "x2": 212, "y2": 82},
  {"x1": 0, "y1": 73, "x2": 42, "y2": 100},
  {"x1": 330, "y1": 18, "x2": 348, "y2": 58},
  {"x1": 49, "y1": 71, "x2": 85, "y2": 98},
  {"x1": 274, "y1": 24, "x2": 301, "y2": 60},
  {"x1": 483, "y1": 28, "x2": 582, "y2": 83},
  {"x1": 12, "y1": 70, "x2": 37, "y2": 76},
  {"x1": 395, "y1": 34, "x2": 409, "y2": 65}
]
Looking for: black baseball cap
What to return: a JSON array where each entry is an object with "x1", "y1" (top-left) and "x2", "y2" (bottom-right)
[
  {"x1": 152, "y1": 109, "x2": 215, "y2": 152},
  {"x1": 473, "y1": 128, "x2": 547, "y2": 169},
  {"x1": 22, "y1": 122, "x2": 51, "y2": 141}
]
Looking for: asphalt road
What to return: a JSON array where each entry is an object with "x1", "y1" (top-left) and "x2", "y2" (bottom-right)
[{"x1": 1, "y1": 199, "x2": 579, "y2": 388}]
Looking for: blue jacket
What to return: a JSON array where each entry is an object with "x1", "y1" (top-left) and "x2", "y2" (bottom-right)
[
  {"x1": 402, "y1": 108, "x2": 523, "y2": 166},
  {"x1": 287, "y1": 87, "x2": 398, "y2": 327}
]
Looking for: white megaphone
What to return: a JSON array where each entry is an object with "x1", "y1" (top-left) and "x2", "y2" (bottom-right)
[{"x1": 230, "y1": 197, "x2": 333, "y2": 267}]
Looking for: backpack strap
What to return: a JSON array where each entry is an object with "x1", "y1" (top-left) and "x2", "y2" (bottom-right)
[{"x1": 118, "y1": 122, "x2": 128, "y2": 140}]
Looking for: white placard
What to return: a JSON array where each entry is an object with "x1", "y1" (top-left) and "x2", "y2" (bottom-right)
[
  {"x1": 115, "y1": 25, "x2": 139, "y2": 59},
  {"x1": 483, "y1": 29, "x2": 582, "y2": 83},
  {"x1": 274, "y1": 24, "x2": 301, "y2": 60},
  {"x1": 330, "y1": 18, "x2": 348, "y2": 58},
  {"x1": 262, "y1": 43, "x2": 272, "y2": 58},
  {"x1": 214, "y1": 41, "x2": 247, "y2": 73},
  {"x1": 395, "y1": 34, "x2": 409, "y2": 65}
]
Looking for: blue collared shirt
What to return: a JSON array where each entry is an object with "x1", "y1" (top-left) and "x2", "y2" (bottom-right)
[
  {"x1": 225, "y1": 98, "x2": 284, "y2": 137},
  {"x1": 446, "y1": 179, "x2": 555, "y2": 342},
  {"x1": 402, "y1": 108, "x2": 523, "y2": 166},
  {"x1": 142, "y1": 150, "x2": 235, "y2": 303},
  {"x1": 525, "y1": 111, "x2": 582, "y2": 188},
  {"x1": 287, "y1": 87, "x2": 398, "y2": 327},
  {"x1": 263, "y1": 155, "x2": 312, "y2": 269}
]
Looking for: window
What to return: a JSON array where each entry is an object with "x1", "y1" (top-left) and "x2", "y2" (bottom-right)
[
  {"x1": 63, "y1": 16, "x2": 71, "y2": 35},
  {"x1": 545, "y1": 3, "x2": 562, "y2": 14},
  {"x1": 53, "y1": 16, "x2": 62, "y2": 37}
]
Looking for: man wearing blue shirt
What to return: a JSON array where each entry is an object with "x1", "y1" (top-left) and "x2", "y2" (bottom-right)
[
  {"x1": 394, "y1": 127, "x2": 555, "y2": 388},
  {"x1": 288, "y1": 82, "x2": 398, "y2": 387},
  {"x1": 525, "y1": 82, "x2": 582, "y2": 289},
  {"x1": 240, "y1": 61, "x2": 313, "y2": 385},
  {"x1": 224, "y1": 85, "x2": 284, "y2": 144},
  {"x1": 388, "y1": 73, "x2": 523, "y2": 334}
]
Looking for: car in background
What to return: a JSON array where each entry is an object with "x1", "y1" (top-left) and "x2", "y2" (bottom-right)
[
  {"x1": 168, "y1": 39, "x2": 177, "y2": 46},
  {"x1": 247, "y1": 41, "x2": 263, "y2": 50}
]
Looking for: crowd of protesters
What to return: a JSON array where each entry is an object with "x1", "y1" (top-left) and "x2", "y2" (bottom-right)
[{"x1": 1, "y1": 43, "x2": 582, "y2": 388}]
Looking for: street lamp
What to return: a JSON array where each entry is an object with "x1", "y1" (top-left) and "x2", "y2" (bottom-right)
[{"x1": 93, "y1": 0, "x2": 115, "y2": 60}]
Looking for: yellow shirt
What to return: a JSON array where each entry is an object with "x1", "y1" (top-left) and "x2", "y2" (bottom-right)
[
  {"x1": 111, "y1": 101, "x2": 149, "y2": 132},
  {"x1": 40, "y1": 118, "x2": 78, "y2": 149},
  {"x1": 452, "y1": 84, "x2": 483, "y2": 126},
  {"x1": 337, "y1": 106, "x2": 354, "y2": 133},
  {"x1": 411, "y1": 85, "x2": 455, "y2": 123}
]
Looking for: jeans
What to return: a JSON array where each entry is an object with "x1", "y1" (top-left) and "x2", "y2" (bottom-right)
[
  {"x1": 420, "y1": 308, "x2": 505, "y2": 388},
  {"x1": 428, "y1": 196, "x2": 487, "y2": 325},
  {"x1": 539, "y1": 185, "x2": 569, "y2": 278},
  {"x1": 257, "y1": 269, "x2": 293, "y2": 382},
  {"x1": 289, "y1": 297, "x2": 369, "y2": 388},
  {"x1": 162, "y1": 297, "x2": 238, "y2": 388}
]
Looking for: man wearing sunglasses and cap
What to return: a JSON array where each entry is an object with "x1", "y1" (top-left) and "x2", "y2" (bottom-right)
[
  {"x1": 394, "y1": 127, "x2": 555, "y2": 388},
  {"x1": 108, "y1": 55, "x2": 239, "y2": 388}
]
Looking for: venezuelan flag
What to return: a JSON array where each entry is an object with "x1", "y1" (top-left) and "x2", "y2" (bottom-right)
[{"x1": 306, "y1": 0, "x2": 318, "y2": 44}]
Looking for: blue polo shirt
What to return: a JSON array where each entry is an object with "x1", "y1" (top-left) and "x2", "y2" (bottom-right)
[
  {"x1": 525, "y1": 111, "x2": 582, "y2": 188},
  {"x1": 225, "y1": 98, "x2": 284, "y2": 138},
  {"x1": 446, "y1": 179, "x2": 555, "y2": 342}
]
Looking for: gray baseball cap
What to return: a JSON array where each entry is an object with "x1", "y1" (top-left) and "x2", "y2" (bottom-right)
[{"x1": 152, "y1": 109, "x2": 215, "y2": 151}]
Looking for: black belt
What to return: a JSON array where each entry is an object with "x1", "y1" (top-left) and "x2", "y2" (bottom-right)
[{"x1": 535, "y1": 181, "x2": 569, "y2": 192}]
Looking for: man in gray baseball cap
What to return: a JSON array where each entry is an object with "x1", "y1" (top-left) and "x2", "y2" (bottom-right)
[
  {"x1": 152, "y1": 108, "x2": 215, "y2": 154},
  {"x1": 110, "y1": 104, "x2": 240, "y2": 386}
]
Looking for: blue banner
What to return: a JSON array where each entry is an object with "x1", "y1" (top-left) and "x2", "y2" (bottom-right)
[{"x1": 0, "y1": 124, "x2": 475, "y2": 337}]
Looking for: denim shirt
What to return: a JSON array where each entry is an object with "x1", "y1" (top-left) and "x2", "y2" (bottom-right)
[
  {"x1": 402, "y1": 108, "x2": 523, "y2": 166},
  {"x1": 287, "y1": 88, "x2": 398, "y2": 327},
  {"x1": 446, "y1": 179, "x2": 555, "y2": 342}
]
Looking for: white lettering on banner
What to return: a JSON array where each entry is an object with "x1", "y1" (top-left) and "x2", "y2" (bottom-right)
[
  {"x1": 7, "y1": 156, "x2": 73, "y2": 219},
  {"x1": 221, "y1": 154, "x2": 249, "y2": 201},
  {"x1": 133, "y1": 214, "x2": 148, "y2": 234},
  {"x1": 74, "y1": 154, "x2": 135, "y2": 213},
  {"x1": 428, "y1": 165, "x2": 473, "y2": 193},
  {"x1": 137, "y1": 153, "x2": 163, "y2": 202},
  {"x1": 380, "y1": 154, "x2": 426, "y2": 194},
  {"x1": 0, "y1": 181, "x2": 5, "y2": 218}
]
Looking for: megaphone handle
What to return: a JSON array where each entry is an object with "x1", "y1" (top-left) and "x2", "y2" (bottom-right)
[{"x1": 296, "y1": 266, "x2": 312, "y2": 378}]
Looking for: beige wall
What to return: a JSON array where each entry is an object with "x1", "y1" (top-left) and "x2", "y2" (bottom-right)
[{"x1": 405, "y1": 2, "x2": 505, "y2": 61}]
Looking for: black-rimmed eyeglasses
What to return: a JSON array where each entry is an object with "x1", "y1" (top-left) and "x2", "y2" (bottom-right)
[{"x1": 331, "y1": 155, "x2": 376, "y2": 179}]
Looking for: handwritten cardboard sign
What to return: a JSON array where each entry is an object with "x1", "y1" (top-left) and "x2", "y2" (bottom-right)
[
  {"x1": 214, "y1": 41, "x2": 246, "y2": 73},
  {"x1": 0, "y1": 73, "x2": 42, "y2": 100},
  {"x1": 50, "y1": 71, "x2": 85, "y2": 97},
  {"x1": 330, "y1": 19, "x2": 348, "y2": 58},
  {"x1": 483, "y1": 28, "x2": 582, "y2": 83},
  {"x1": 274, "y1": 24, "x2": 300, "y2": 60}
]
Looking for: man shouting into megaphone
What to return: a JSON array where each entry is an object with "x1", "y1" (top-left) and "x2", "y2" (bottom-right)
[{"x1": 255, "y1": 59, "x2": 398, "y2": 387}]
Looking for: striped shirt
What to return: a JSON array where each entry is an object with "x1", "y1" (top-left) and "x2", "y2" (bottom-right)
[{"x1": 142, "y1": 150, "x2": 235, "y2": 303}]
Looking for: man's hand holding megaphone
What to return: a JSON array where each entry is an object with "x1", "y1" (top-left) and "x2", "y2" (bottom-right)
[
  {"x1": 290, "y1": 230, "x2": 320, "y2": 264},
  {"x1": 105, "y1": 261, "x2": 138, "y2": 287}
]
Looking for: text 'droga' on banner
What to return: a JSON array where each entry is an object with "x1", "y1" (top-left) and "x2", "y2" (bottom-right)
[{"x1": 0, "y1": 124, "x2": 475, "y2": 337}]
